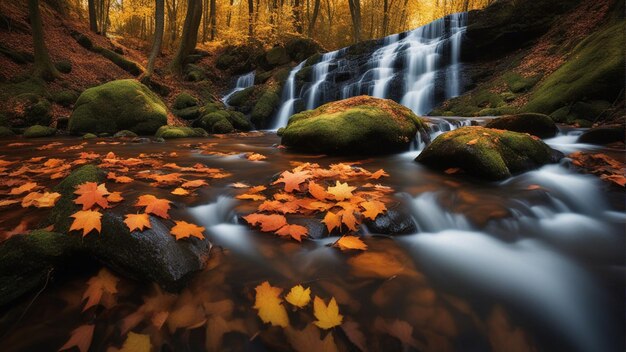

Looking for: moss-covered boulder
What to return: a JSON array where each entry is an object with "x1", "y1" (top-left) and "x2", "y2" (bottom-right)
[
  {"x1": 485, "y1": 113, "x2": 558, "y2": 138},
  {"x1": 416, "y1": 126, "x2": 562, "y2": 180},
  {"x1": 226, "y1": 86, "x2": 255, "y2": 107},
  {"x1": 281, "y1": 96, "x2": 427, "y2": 155},
  {"x1": 69, "y1": 79, "x2": 168, "y2": 135},
  {"x1": 193, "y1": 110, "x2": 252, "y2": 134},
  {"x1": 82, "y1": 133, "x2": 97, "y2": 139},
  {"x1": 173, "y1": 92, "x2": 199, "y2": 109},
  {"x1": 285, "y1": 37, "x2": 323, "y2": 62},
  {"x1": 174, "y1": 106, "x2": 202, "y2": 120},
  {"x1": 8, "y1": 93, "x2": 52, "y2": 127},
  {"x1": 265, "y1": 46, "x2": 290, "y2": 67},
  {"x1": 54, "y1": 60, "x2": 72, "y2": 74},
  {"x1": 51, "y1": 90, "x2": 79, "y2": 107},
  {"x1": 113, "y1": 130, "x2": 138, "y2": 138},
  {"x1": 155, "y1": 126, "x2": 208, "y2": 139},
  {"x1": 23, "y1": 125, "x2": 56, "y2": 138},
  {"x1": 0, "y1": 126, "x2": 15, "y2": 137},
  {"x1": 251, "y1": 88, "x2": 281, "y2": 128},
  {"x1": 0, "y1": 230, "x2": 80, "y2": 306}
]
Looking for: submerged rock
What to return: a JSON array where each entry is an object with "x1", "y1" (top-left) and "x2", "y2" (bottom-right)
[
  {"x1": 23, "y1": 125, "x2": 56, "y2": 138},
  {"x1": 485, "y1": 113, "x2": 558, "y2": 138},
  {"x1": 577, "y1": 125, "x2": 625, "y2": 145},
  {"x1": 416, "y1": 126, "x2": 562, "y2": 180},
  {"x1": 69, "y1": 79, "x2": 168, "y2": 135},
  {"x1": 155, "y1": 126, "x2": 208, "y2": 139},
  {"x1": 281, "y1": 96, "x2": 427, "y2": 155}
]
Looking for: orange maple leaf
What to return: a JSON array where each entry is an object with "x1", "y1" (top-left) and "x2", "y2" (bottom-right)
[
  {"x1": 74, "y1": 182, "x2": 110, "y2": 210},
  {"x1": 170, "y1": 220, "x2": 205, "y2": 240},
  {"x1": 327, "y1": 181, "x2": 356, "y2": 201},
  {"x1": 59, "y1": 325, "x2": 95, "y2": 352},
  {"x1": 275, "y1": 224, "x2": 308, "y2": 242},
  {"x1": 308, "y1": 181, "x2": 330, "y2": 201},
  {"x1": 272, "y1": 170, "x2": 312, "y2": 192},
  {"x1": 171, "y1": 187, "x2": 190, "y2": 195},
  {"x1": 322, "y1": 211, "x2": 342, "y2": 233},
  {"x1": 108, "y1": 192, "x2": 124, "y2": 203},
  {"x1": 336, "y1": 236, "x2": 368, "y2": 251},
  {"x1": 124, "y1": 213, "x2": 152, "y2": 232},
  {"x1": 82, "y1": 268, "x2": 119, "y2": 311},
  {"x1": 246, "y1": 153, "x2": 267, "y2": 161},
  {"x1": 9, "y1": 182, "x2": 38, "y2": 195},
  {"x1": 181, "y1": 179, "x2": 208, "y2": 189},
  {"x1": 360, "y1": 200, "x2": 387, "y2": 220},
  {"x1": 70, "y1": 210, "x2": 102, "y2": 236},
  {"x1": 243, "y1": 213, "x2": 288, "y2": 232},
  {"x1": 370, "y1": 169, "x2": 389, "y2": 180},
  {"x1": 136, "y1": 195, "x2": 171, "y2": 219}
]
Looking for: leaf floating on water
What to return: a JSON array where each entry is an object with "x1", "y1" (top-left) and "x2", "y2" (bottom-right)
[
  {"x1": 308, "y1": 181, "x2": 330, "y2": 201},
  {"x1": 181, "y1": 179, "x2": 208, "y2": 189},
  {"x1": 74, "y1": 182, "x2": 110, "y2": 210},
  {"x1": 246, "y1": 153, "x2": 267, "y2": 161},
  {"x1": 275, "y1": 224, "x2": 308, "y2": 242},
  {"x1": 374, "y1": 318, "x2": 423, "y2": 349},
  {"x1": 171, "y1": 187, "x2": 190, "y2": 196},
  {"x1": 254, "y1": 281, "x2": 289, "y2": 328},
  {"x1": 230, "y1": 182, "x2": 250, "y2": 188},
  {"x1": 313, "y1": 296, "x2": 343, "y2": 329},
  {"x1": 327, "y1": 181, "x2": 356, "y2": 201},
  {"x1": 10, "y1": 182, "x2": 38, "y2": 195},
  {"x1": 444, "y1": 167, "x2": 461, "y2": 175},
  {"x1": 58, "y1": 324, "x2": 95, "y2": 352},
  {"x1": 336, "y1": 236, "x2": 368, "y2": 251},
  {"x1": 170, "y1": 220, "x2": 205, "y2": 240},
  {"x1": 82, "y1": 268, "x2": 119, "y2": 311},
  {"x1": 370, "y1": 169, "x2": 389, "y2": 180},
  {"x1": 285, "y1": 324, "x2": 338, "y2": 352},
  {"x1": 272, "y1": 170, "x2": 312, "y2": 192},
  {"x1": 236, "y1": 193, "x2": 266, "y2": 201},
  {"x1": 285, "y1": 285, "x2": 311, "y2": 308},
  {"x1": 108, "y1": 191, "x2": 124, "y2": 203},
  {"x1": 70, "y1": 210, "x2": 102, "y2": 236},
  {"x1": 243, "y1": 213, "x2": 288, "y2": 232}
]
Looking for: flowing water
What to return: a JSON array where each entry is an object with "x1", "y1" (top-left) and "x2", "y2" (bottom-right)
[
  {"x1": 0, "y1": 120, "x2": 623, "y2": 352},
  {"x1": 222, "y1": 71, "x2": 256, "y2": 106}
]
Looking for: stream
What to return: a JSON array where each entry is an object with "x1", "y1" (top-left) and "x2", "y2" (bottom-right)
[{"x1": 0, "y1": 120, "x2": 623, "y2": 352}]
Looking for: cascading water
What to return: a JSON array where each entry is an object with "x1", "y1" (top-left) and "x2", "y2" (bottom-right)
[
  {"x1": 270, "y1": 12, "x2": 468, "y2": 128},
  {"x1": 271, "y1": 61, "x2": 305, "y2": 130},
  {"x1": 222, "y1": 71, "x2": 256, "y2": 105}
]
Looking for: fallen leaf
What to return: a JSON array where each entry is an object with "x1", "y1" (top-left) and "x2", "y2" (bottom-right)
[
  {"x1": 466, "y1": 138, "x2": 478, "y2": 145},
  {"x1": 82, "y1": 268, "x2": 118, "y2": 311},
  {"x1": 9, "y1": 182, "x2": 38, "y2": 195},
  {"x1": 341, "y1": 321, "x2": 368, "y2": 352},
  {"x1": 323, "y1": 211, "x2": 342, "y2": 233},
  {"x1": 124, "y1": 213, "x2": 152, "y2": 232},
  {"x1": 285, "y1": 324, "x2": 338, "y2": 352},
  {"x1": 243, "y1": 213, "x2": 288, "y2": 232},
  {"x1": 327, "y1": 181, "x2": 356, "y2": 201},
  {"x1": 313, "y1": 296, "x2": 343, "y2": 329},
  {"x1": 236, "y1": 193, "x2": 266, "y2": 201},
  {"x1": 170, "y1": 220, "x2": 205, "y2": 240},
  {"x1": 136, "y1": 195, "x2": 171, "y2": 219},
  {"x1": 285, "y1": 285, "x2": 311, "y2": 308},
  {"x1": 74, "y1": 182, "x2": 110, "y2": 210},
  {"x1": 33, "y1": 192, "x2": 61, "y2": 208},
  {"x1": 360, "y1": 200, "x2": 387, "y2": 220},
  {"x1": 254, "y1": 281, "x2": 289, "y2": 328},
  {"x1": 246, "y1": 153, "x2": 267, "y2": 161},
  {"x1": 171, "y1": 187, "x2": 190, "y2": 195},
  {"x1": 308, "y1": 181, "x2": 330, "y2": 201},
  {"x1": 370, "y1": 169, "x2": 389, "y2": 179},
  {"x1": 336, "y1": 236, "x2": 368, "y2": 251},
  {"x1": 117, "y1": 332, "x2": 151, "y2": 352},
  {"x1": 70, "y1": 210, "x2": 102, "y2": 236},
  {"x1": 272, "y1": 170, "x2": 312, "y2": 192},
  {"x1": 181, "y1": 179, "x2": 208, "y2": 189},
  {"x1": 58, "y1": 325, "x2": 94, "y2": 352},
  {"x1": 275, "y1": 224, "x2": 308, "y2": 242},
  {"x1": 108, "y1": 192, "x2": 124, "y2": 203}
]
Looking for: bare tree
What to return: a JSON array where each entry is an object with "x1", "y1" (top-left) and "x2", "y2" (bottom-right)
[
  {"x1": 145, "y1": 0, "x2": 164, "y2": 78},
  {"x1": 28, "y1": 0, "x2": 59, "y2": 80},
  {"x1": 169, "y1": 0, "x2": 203, "y2": 75},
  {"x1": 348, "y1": 0, "x2": 361, "y2": 43},
  {"x1": 307, "y1": 0, "x2": 320, "y2": 35}
]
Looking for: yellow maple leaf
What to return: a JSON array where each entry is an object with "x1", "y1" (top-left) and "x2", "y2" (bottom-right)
[
  {"x1": 170, "y1": 220, "x2": 205, "y2": 240},
  {"x1": 360, "y1": 200, "x2": 387, "y2": 220},
  {"x1": 253, "y1": 281, "x2": 289, "y2": 328},
  {"x1": 313, "y1": 296, "x2": 343, "y2": 329},
  {"x1": 285, "y1": 285, "x2": 311, "y2": 308},
  {"x1": 124, "y1": 213, "x2": 152, "y2": 232},
  {"x1": 171, "y1": 187, "x2": 190, "y2": 196},
  {"x1": 336, "y1": 236, "x2": 368, "y2": 251},
  {"x1": 327, "y1": 181, "x2": 355, "y2": 201},
  {"x1": 70, "y1": 210, "x2": 102, "y2": 236}
]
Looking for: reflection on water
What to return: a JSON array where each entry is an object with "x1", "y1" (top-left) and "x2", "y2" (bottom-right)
[{"x1": 0, "y1": 132, "x2": 623, "y2": 352}]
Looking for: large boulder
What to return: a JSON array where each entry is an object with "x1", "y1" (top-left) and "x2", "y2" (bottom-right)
[
  {"x1": 155, "y1": 126, "x2": 208, "y2": 139},
  {"x1": 577, "y1": 125, "x2": 625, "y2": 145},
  {"x1": 23, "y1": 125, "x2": 56, "y2": 138},
  {"x1": 485, "y1": 113, "x2": 558, "y2": 138},
  {"x1": 69, "y1": 79, "x2": 168, "y2": 135},
  {"x1": 416, "y1": 126, "x2": 563, "y2": 180},
  {"x1": 281, "y1": 96, "x2": 427, "y2": 155}
]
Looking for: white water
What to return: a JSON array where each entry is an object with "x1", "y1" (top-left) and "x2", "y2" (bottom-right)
[
  {"x1": 306, "y1": 50, "x2": 340, "y2": 109},
  {"x1": 222, "y1": 71, "x2": 256, "y2": 106},
  {"x1": 371, "y1": 34, "x2": 401, "y2": 98},
  {"x1": 445, "y1": 12, "x2": 467, "y2": 98},
  {"x1": 271, "y1": 61, "x2": 305, "y2": 130}
]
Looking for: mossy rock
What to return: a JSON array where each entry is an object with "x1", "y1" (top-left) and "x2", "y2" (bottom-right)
[
  {"x1": 226, "y1": 86, "x2": 255, "y2": 107},
  {"x1": 0, "y1": 126, "x2": 15, "y2": 137},
  {"x1": 23, "y1": 125, "x2": 56, "y2": 138},
  {"x1": 227, "y1": 111, "x2": 252, "y2": 131},
  {"x1": 200, "y1": 101, "x2": 226, "y2": 115},
  {"x1": 281, "y1": 96, "x2": 426, "y2": 155},
  {"x1": 50, "y1": 165, "x2": 106, "y2": 233},
  {"x1": 10, "y1": 93, "x2": 52, "y2": 127},
  {"x1": 255, "y1": 71, "x2": 273, "y2": 84},
  {"x1": 549, "y1": 100, "x2": 612, "y2": 124},
  {"x1": 416, "y1": 126, "x2": 562, "y2": 180},
  {"x1": 155, "y1": 126, "x2": 208, "y2": 139},
  {"x1": 82, "y1": 133, "x2": 97, "y2": 139},
  {"x1": 51, "y1": 90, "x2": 79, "y2": 107},
  {"x1": 174, "y1": 106, "x2": 202, "y2": 120},
  {"x1": 94, "y1": 46, "x2": 143, "y2": 76},
  {"x1": 69, "y1": 79, "x2": 168, "y2": 135},
  {"x1": 193, "y1": 112, "x2": 234, "y2": 134},
  {"x1": 113, "y1": 130, "x2": 138, "y2": 138},
  {"x1": 266, "y1": 46, "x2": 290, "y2": 67},
  {"x1": 295, "y1": 66, "x2": 313, "y2": 82},
  {"x1": 485, "y1": 113, "x2": 558, "y2": 138},
  {"x1": 503, "y1": 72, "x2": 542, "y2": 93},
  {"x1": 285, "y1": 37, "x2": 322, "y2": 62},
  {"x1": 272, "y1": 67, "x2": 292, "y2": 83},
  {"x1": 216, "y1": 54, "x2": 236, "y2": 70},
  {"x1": 0, "y1": 230, "x2": 80, "y2": 306},
  {"x1": 54, "y1": 60, "x2": 72, "y2": 74},
  {"x1": 251, "y1": 89, "x2": 280, "y2": 128},
  {"x1": 524, "y1": 22, "x2": 625, "y2": 115},
  {"x1": 173, "y1": 92, "x2": 199, "y2": 109}
]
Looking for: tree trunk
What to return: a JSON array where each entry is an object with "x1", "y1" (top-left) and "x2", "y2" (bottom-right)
[
  {"x1": 28, "y1": 0, "x2": 59, "y2": 81},
  {"x1": 88, "y1": 0, "x2": 98, "y2": 32},
  {"x1": 169, "y1": 0, "x2": 203, "y2": 75},
  {"x1": 227, "y1": 0, "x2": 234, "y2": 27},
  {"x1": 209, "y1": 0, "x2": 216, "y2": 40},
  {"x1": 293, "y1": 0, "x2": 302, "y2": 33},
  {"x1": 307, "y1": 0, "x2": 320, "y2": 36},
  {"x1": 348, "y1": 0, "x2": 361, "y2": 43},
  {"x1": 247, "y1": 0, "x2": 254, "y2": 37},
  {"x1": 382, "y1": 0, "x2": 389, "y2": 36},
  {"x1": 145, "y1": 0, "x2": 164, "y2": 78}
]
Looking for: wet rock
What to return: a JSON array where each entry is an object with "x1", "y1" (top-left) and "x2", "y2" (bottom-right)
[
  {"x1": 23, "y1": 125, "x2": 56, "y2": 138},
  {"x1": 416, "y1": 126, "x2": 563, "y2": 180},
  {"x1": 82, "y1": 133, "x2": 97, "y2": 139},
  {"x1": 364, "y1": 209, "x2": 417, "y2": 235},
  {"x1": 131, "y1": 137, "x2": 151, "y2": 143},
  {"x1": 281, "y1": 96, "x2": 427, "y2": 155},
  {"x1": 265, "y1": 46, "x2": 290, "y2": 67},
  {"x1": 0, "y1": 126, "x2": 15, "y2": 137},
  {"x1": 485, "y1": 113, "x2": 558, "y2": 138},
  {"x1": 114, "y1": 130, "x2": 139, "y2": 138},
  {"x1": 577, "y1": 125, "x2": 625, "y2": 145},
  {"x1": 155, "y1": 126, "x2": 208, "y2": 139}
]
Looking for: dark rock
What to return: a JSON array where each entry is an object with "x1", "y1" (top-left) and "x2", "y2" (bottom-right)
[
  {"x1": 485, "y1": 113, "x2": 558, "y2": 138},
  {"x1": 364, "y1": 209, "x2": 417, "y2": 235},
  {"x1": 577, "y1": 125, "x2": 625, "y2": 145}
]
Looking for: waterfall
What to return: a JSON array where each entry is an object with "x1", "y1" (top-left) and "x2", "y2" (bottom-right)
[
  {"x1": 271, "y1": 61, "x2": 306, "y2": 130},
  {"x1": 222, "y1": 71, "x2": 256, "y2": 105},
  {"x1": 270, "y1": 12, "x2": 468, "y2": 128}
]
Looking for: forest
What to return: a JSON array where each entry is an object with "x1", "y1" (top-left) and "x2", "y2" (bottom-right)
[{"x1": 0, "y1": 0, "x2": 624, "y2": 351}]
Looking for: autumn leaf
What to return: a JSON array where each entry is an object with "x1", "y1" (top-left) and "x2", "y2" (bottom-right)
[
  {"x1": 170, "y1": 221, "x2": 205, "y2": 240},
  {"x1": 9, "y1": 182, "x2": 38, "y2": 195},
  {"x1": 82, "y1": 268, "x2": 118, "y2": 311},
  {"x1": 74, "y1": 182, "x2": 110, "y2": 210},
  {"x1": 243, "y1": 213, "x2": 287, "y2": 232},
  {"x1": 35, "y1": 192, "x2": 61, "y2": 208},
  {"x1": 136, "y1": 195, "x2": 171, "y2": 219},
  {"x1": 21, "y1": 192, "x2": 42, "y2": 207},
  {"x1": 466, "y1": 138, "x2": 478, "y2": 145},
  {"x1": 246, "y1": 153, "x2": 267, "y2": 161},
  {"x1": 285, "y1": 324, "x2": 338, "y2": 352},
  {"x1": 360, "y1": 200, "x2": 387, "y2": 220},
  {"x1": 272, "y1": 170, "x2": 312, "y2": 192},
  {"x1": 70, "y1": 210, "x2": 102, "y2": 236},
  {"x1": 254, "y1": 281, "x2": 289, "y2": 327},
  {"x1": 230, "y1": 182, "x2": 250, "y2": 188},
  {"x1": 59, "y1": 325, "x2": 94, "y2": 352},
  {"x1": 323, "y1": 211, "x2": 342, "y2": 233},
  {"x1": 124, "y1": 213, "x2": 152, "y2": 232},
  {"x1": 308, "y1": 181, "x2": 330, "y2": 201},
  {"x1": 275, "y1": 224, "x2": 308, "y2": 242},
  {"x1": 327, "y1": 181, "x2": 356, "y2": 201},
  {"x1": 108, "y1": 192, "x2": 124, "y2": 203},
  {"x1": 339, "y1": 207, "x2": 359, "y2": 231},
  {"x1": 0, "y1": 199, "x2": 19, "y2": 207},
  {"x1": 181, "y1": 179, "x2": 208, "y2": 189},
  {"x1": 116, "y1": 332, "x2": 151, "y2": 352},
  {"x1": 336, "y1": 236, "x2": 368, "y2": 251},
  {"x1": 171, "y1": 187, "x2": 190, "y2": 195},
  {"x1": 236, "y1": 193, "x2": 266, "y2": 201},
  {"x1": 285, "y1": 285, "x2": 311, "y2": 308},
  {"x1": 370, "y1": 169, "x2": 389, "y2": 179},
  {"x1": 313, "y1": 296, "x2": 343, "y2": 329}
]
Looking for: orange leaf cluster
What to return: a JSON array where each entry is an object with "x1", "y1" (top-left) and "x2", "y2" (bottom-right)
[{"x1": 569, "y1": 152, "x2": 626, "y2": 187}]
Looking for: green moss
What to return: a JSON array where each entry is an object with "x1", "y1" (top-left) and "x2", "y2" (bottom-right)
[
  {"x1": 416, "y1": 126, "x2": 560, "y2": 180},
  {"x1": 524, "y1": 22, "x2": 625, "y2": 114},
  {"x1": 296, "y1": 66, "x2": 313, "y2": 82},
  {"x1": 50, "y1": 165, "x2": 106, "y2": 233},
  {"x1": 485, "y1": 113, "x2": 557, "y2": 138},
  {"x1": 51, "y1": 90, "x2": 79, "y2": 107},
  {"x1": 69, "y1": 79, "x2": 167, "y2": 135},
  {"x1": 212, "y1": 119, "x2": 234, "y2": 134},
  {"x1": 54, "y1": 60, "x2": 72, "y2": 74},
  {"x1": 216, "y1": 54, "x2": 236, "y2": 70},
  {"x1": 113, "y1": 130, "x2": 138, "y2": 138},
  {"x1": 251, "y1": 89, "x2": 280, "y2": 127},
  {"x1": 82, "y1": 133, "x2": 97, "y2": 139},
  {"x1": 173, "y1": 92, "x2": 199, "y2": 109},
  {"x1": 23, "y1": 125, "x2": 56, "y2": 138},
  {"x1": 0, "y1": 126, "x2": 15, "y2": 137},
  {"x1": 304, "y1": 53, "x2": 322, "y2": 67},
  {"x1": 155, "y1": 126, "x2": 208, "y2": 139},
  {"x1": 227, "y1": 86, "x2": 254, "y2": 107},
  {"x1": 226, "y1": 111, "x2": 252, "y2": 131},
  {"x1": 174, "y1": 106, "x2": 201, "y2": 120},
  {"x1": 503, "y1": 72, "x2": 542, "y2": 93},
  {"x1": 272, "y1": 67, "x2": 292, "y2": 83},
  {"x1": 255, "y1": 71, "x2": 272, "y2": 84},
  {"x1": 281, "y1": 96, "x2": 425, "y2": 155},
  {"x1": 94, "y1": 46, "x2": 143, "y2": 76},
  {"x1": 201, "y1": 102, "x2": 225, "y2": 115},
  {"x1": 266, "y1": 46, "x2": 290, "y2": 66}
]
